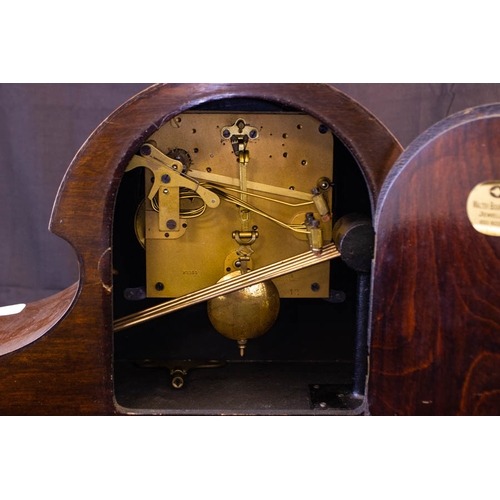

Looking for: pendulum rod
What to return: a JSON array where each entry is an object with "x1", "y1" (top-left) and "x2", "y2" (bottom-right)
[{"x1": 114, "y1": 243, "x2": 340, "y2": 332}]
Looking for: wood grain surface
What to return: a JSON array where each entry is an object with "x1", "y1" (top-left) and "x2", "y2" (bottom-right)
[
  {"x1": 369, "y1": 105, "x2": 500, "y2": 415},
  {"x1": 0, "y1": 283, "x2": 78, "y2": 356},
  {"x1": 0, "y1": 84, "x2": 402, "y2": 414}
]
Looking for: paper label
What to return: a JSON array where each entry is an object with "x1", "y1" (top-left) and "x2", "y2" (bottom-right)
[{"x1": 467, "y1": 181, "x2": 500, "y2": 236}]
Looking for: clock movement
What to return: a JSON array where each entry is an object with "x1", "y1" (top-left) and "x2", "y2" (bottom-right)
[{"x1": 110, "y1": 93, "x2": 384, "y2": 413}]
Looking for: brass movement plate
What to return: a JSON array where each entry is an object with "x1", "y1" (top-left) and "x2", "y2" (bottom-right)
[{"x1": 139, "y1": 112, "x2": 334, "y2": 298}]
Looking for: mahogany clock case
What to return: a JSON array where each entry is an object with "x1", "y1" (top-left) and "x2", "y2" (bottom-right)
[{"x1": 1, "y1": 83, "x2": 500, "y2": 415}]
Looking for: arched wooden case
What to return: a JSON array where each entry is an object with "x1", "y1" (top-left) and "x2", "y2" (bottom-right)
[{"x1": 2, "y1": 84, "x2": 499, "y2": 415}]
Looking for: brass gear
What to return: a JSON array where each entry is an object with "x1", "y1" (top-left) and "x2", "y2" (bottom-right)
[{"x1": 166, "y1": 148, "x2": 192, "y2": 173}]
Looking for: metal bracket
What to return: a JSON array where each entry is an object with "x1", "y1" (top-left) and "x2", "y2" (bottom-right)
[
  {"x1": 137, "y1": 359, "x2": 227, "y2": 389},
  {"x1": 126, "y1": 144, "x2": 220, "y2": 232}
]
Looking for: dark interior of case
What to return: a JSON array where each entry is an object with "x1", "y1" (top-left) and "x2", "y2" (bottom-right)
[{"x1": 112, "y1": 98, "x2": 372, "y2": 415}]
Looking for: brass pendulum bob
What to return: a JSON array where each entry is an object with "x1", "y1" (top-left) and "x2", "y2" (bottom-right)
[{"x1": 207, "y1": 271, "x2": 281, "y2": 356}]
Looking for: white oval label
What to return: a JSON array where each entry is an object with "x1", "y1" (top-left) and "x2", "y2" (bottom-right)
[{"x1": 467, "y1": 181, "x2": 500, "y2": 236}]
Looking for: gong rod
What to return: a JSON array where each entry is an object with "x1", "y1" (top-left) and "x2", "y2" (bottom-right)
[{"x1": 113, "y1": 242, "x2": 341, "y2": 332}]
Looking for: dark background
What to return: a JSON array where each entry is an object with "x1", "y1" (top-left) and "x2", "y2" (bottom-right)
[{"x1": 2, "y1": 83, "x2": 500, "y2": 306}]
